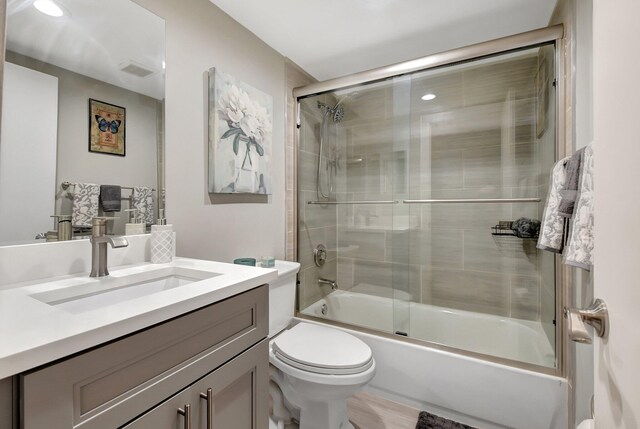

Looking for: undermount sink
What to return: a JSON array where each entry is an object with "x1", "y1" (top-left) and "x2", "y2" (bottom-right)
[{"x1": 30, "y1": 267, "x2": 220, "y2": 314}]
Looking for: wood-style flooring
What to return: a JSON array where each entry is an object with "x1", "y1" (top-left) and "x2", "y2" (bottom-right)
[
  {"x1": 348, "y1": 392, "x2": 420, "y2": 429},
  {"x1": 280, "y1": 392, "x2": 420, "y2": 429}
]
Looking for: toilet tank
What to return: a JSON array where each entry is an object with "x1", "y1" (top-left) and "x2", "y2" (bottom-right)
[{"x1": 269, "y1": 261, "x2": 300, "y2": 337}]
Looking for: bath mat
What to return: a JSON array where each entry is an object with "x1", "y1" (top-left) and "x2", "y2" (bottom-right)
[{"x1": 415, "y1": 411, "x2": 477, "y2": 429}]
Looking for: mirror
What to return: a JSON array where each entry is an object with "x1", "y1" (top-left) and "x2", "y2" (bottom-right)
[{"x1": 0, "y1": 0, "x2": 165, "y2": 245}]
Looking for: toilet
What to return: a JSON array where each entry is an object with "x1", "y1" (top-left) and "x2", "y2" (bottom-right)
[{"x1": 268, "y1": 261, "x2": 376, "y2": 429}]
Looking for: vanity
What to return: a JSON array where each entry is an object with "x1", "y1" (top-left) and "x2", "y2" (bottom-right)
[
  {"x1": 0, "y1": 238, "x2": 276, "y2": 429},
  {"x1": 0, "y1": 0, "x2": 277, "y2": 426}
]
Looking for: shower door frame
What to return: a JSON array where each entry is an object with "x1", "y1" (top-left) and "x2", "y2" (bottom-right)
[{"x1": 293, "y1": 24, "x2": 570, "y2": 378}]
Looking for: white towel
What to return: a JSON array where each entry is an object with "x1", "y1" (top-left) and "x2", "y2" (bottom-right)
[
  {"x1": 132, "y1": 186, "x2": 154, "y2": 225},
  {"x1": 537, "y1": 157, "x2": 570, "y2": 253},
  {"x1": 71, "y1": 183, "x2": 100, "y2": 228},
  {"x1": 565, "y1": 143, "x2": 594, "y2": 270}
]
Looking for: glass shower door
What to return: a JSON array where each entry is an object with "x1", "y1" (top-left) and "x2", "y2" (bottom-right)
[
  {"x1": 296, "y1": 42, "x2": 558, "y2": 369},
  {"x1": 390, "y1": 75, "x2": 412, "y2": 337},
  {"x1": 405, "y1": 44, "x2": 557, "y2": 367}
]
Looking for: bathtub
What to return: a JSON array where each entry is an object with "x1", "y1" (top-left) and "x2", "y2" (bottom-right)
[{"x1": 298, "y1": 290, "x2": 568, "y2": 429}]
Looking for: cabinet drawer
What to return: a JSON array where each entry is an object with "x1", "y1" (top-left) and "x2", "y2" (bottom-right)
[
  {"x1": 21, "y1": 284, "x2": 268, "y2": 429},
  {"x1": 122, "y1": 339, "x2": 268, "y2": 429}
]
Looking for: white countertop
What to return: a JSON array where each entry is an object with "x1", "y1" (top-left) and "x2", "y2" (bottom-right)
[{"x1": 0, "y1": 257, "x2": 278, "y2": 379}]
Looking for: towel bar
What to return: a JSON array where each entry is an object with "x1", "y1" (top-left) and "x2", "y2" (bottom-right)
[
  {"x1": 403, "y1": 198, "x2": 541, "y2": 204},
  {"x1": 61, "y1": 181, "x2": 156, "y2": 191}
]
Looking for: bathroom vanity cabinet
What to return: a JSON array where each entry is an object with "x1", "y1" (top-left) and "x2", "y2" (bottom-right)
[{"x1": 20, "y1": 284, "x2": 269, "y2": 429}]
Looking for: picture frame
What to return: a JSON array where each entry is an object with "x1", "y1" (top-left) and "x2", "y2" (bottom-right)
[
  {"x1": 207, "y1": 68, "x2": 273, "y2": 194},
  {"x1": 88, "y1": 98, "x2": 126, "y2": 156}
]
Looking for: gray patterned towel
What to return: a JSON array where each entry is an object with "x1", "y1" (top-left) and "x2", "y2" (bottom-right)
[
  {"x1": 415, "y1": 411, "x2": 477, "y2": 429},
  {"x1": 72, "y1": 183, "x2": 100, "y2": 227},
  {"x1": 132, "y1": 186, "x2": 154, "y2": 225},
  {"x1": 538, "y1": 156, "x2": 570, "y2": 253},
  {"x1": 565, "y1": 143, "x2": 594, "y2": 270}
]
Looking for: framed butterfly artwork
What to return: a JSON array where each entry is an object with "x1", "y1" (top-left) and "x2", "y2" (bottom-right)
[{"x1": 88, "y1": 98, "x2": 126, "y2": 156}]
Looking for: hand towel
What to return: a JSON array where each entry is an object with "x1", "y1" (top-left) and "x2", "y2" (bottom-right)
[
  {"x1": 565, "y1": 143, "x2": 594, "y2": 270},
  {"x1": 71, "y1": 183, "x2": 100, "y2": 227},
  {"x1": 132, "y1": 186, "x2": 154, "y2": 225},
  {"x1": 558, "y1": 147, "x2": 585, "y2": 218},
  {"x1": 537, "y1": 157, "x2": 570, "y2": 253},
  {"x1": 99, "y1": 185, "x2": 122, "y2": 212}
]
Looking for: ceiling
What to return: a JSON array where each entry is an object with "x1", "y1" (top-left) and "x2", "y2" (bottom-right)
[
  {"x1": 209, "y1": 0, "x2": 558, "y2": 81},
  {"x1": 6, "y1": 0, "x2": 165, "y2": 99}
]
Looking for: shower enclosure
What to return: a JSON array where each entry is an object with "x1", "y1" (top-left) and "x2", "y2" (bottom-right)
[{"x1": 295, "y1": 26, "x2": 565, "y2": 372}]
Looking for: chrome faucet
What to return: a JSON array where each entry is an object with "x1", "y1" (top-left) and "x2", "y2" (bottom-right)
[
  {"x1": 318, "y1": 278, "x2": 338, "y2": 291},
  {"x1": 90, "y1": 217, "x2": 128, "y2": 277}
]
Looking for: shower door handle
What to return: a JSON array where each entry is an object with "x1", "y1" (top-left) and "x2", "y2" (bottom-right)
[{"x1": 565, "y1": 298, "x2": 609, "y2": 344}]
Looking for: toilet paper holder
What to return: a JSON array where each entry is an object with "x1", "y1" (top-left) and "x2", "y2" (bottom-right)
[{"x1": 565, "y1": 298, "x2": 609, "y2": 344}]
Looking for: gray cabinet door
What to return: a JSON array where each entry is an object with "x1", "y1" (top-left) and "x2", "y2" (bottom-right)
[
  {"x1": 22, "y1": 285, "x2": 268, "y2": 429},
  {"x1": 122, "y1": 339, "x2": 268, "y2": 429}
]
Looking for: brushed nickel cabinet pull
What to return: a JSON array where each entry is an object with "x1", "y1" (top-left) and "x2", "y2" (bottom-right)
[
  {"x1": 177, "y1": 403, "x2": 192, "y2": 429},
  {"x1": 200, "y1": 388, "x2": 213, "y2": 429}
]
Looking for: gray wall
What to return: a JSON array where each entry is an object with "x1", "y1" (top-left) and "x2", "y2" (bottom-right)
[
  {"x1": 134, "y1": 0, "x2": 286, "y2": 262},
  {"x1": 6, "y1": 51, "x2": 160, "y2": 234}
]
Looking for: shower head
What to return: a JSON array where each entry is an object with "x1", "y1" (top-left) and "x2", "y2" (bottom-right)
[
  {"x1": 317, "y1": 91, "x2": 358, "y2": 123},
  {"x1": 332, "y1": 105, "x2": 345, "y2": 122}
]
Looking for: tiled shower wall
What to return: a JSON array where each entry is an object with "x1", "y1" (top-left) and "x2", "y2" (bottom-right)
[
  {"x1": 297, "y1": 95, "x2": 339, "y2": 310},
  {"x1": 285, "y1": 60, "x2": 315, "y2": 262},
  {"x1": 331, "y1": 50, "x2": 556, "y2": 325}
]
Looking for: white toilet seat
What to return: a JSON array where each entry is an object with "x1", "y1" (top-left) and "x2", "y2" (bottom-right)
[
  {"x1": 269, "y1": 322, "x2": 376, "y2": 429},
  {"x1": 272, "y1": 323, "x2": 373, "y2": 375}
]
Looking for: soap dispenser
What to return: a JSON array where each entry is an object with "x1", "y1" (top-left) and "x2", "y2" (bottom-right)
[
  {"x1": 150, "y1": 209, "x2": 174, "y2": 263},
  {"x1": 125, "y1": 209, "x2": 145, "y2": 235}
]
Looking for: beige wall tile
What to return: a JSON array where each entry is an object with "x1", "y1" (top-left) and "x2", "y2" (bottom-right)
[
  {"x1": 352, "y1": 259, "x2": 421, "y2": 302},
  {"x1": 298, "y1": 226, "x2": 327, "y2": 269},
  {"x1": 337, "y1": 257, "x2": 355, "y2": 290},
  {"x1": 298, "y1": 150, "x2": 319, "y2": 192},
  {"x1": 338, "y1": 228, "x2": 387, "y2": 262},
  {"x1": 510, "y1": 275, "x2": 541, "y2": 320},
  {"x1": 424, "y1": 268, "x2": 510, "y2": 316},
  {"x1": 431, "y1": 149, "x2": 464, "y2": 190},
  {"x1": 405, "y1": 228, "x2": 464, "y2": 270}
]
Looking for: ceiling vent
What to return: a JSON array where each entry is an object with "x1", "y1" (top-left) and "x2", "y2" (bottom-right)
[{"x1": 119, "y1": 61, "x2": 155, "y2": 78}]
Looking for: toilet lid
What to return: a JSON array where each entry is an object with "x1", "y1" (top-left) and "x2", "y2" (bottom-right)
[{"x1": 272, "y1": 323, "x2": 373, "y2": 375}]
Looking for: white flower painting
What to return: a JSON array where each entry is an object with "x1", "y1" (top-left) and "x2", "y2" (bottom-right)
[{"x1": 208, "y1": 68, "x2": 273, "y2": 194}]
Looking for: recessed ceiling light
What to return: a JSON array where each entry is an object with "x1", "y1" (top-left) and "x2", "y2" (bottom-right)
[
  {"x1": 33, "y1": 0, "x2": 64, "y2": 17},
  {"x1": 162, "y1": 61, "x2": 166, "y2": 70},
  {"x1": 421, "y1": 93, "x2": 437, "y2": 101}
]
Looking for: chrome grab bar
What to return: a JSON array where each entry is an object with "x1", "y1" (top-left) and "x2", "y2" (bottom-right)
[
  {"x1": 402, "y1": 198, "x2": 541, "y2": 204},
  {"x1": 307, "y1": 200, "x2": 399, "y2": 205}
]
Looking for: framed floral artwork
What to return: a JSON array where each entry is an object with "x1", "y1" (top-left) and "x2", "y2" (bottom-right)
[
  {"x1": 207, "y1": 68, "x2": 273, "y2": 194},
  {"x1": 88, "y1": 98, "x2": 126, "y2": 156}
]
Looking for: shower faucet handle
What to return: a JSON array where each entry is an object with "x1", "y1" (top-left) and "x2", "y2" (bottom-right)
[{"x1": 314, "y1": 244, "x2": 327, "y2": 267}]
